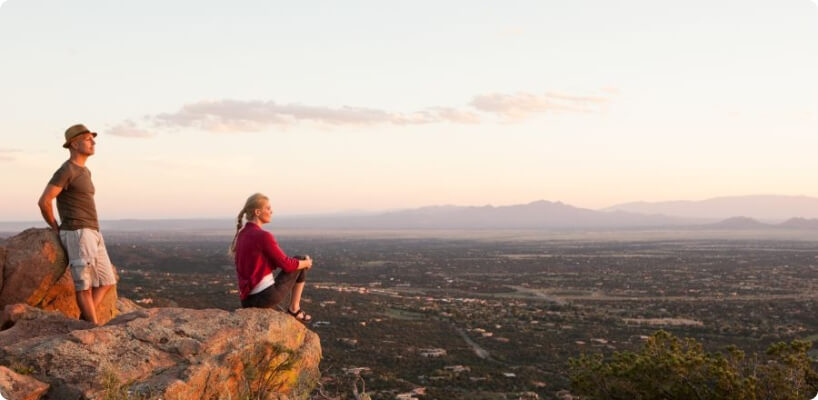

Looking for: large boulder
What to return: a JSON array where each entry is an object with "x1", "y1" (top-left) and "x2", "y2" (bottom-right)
[
  {"x1": 0, "y1": 304, "x2": 322, "y2": 400},
  {"x1": 115, "y1": 297, "x2": 141, "y2": 315},
  {"x1": 0, "y1": 245, "x2": 6, "y2": 291},
  {"x1": 0, "y1": 304, "x2": 93, "y2": 344},
  {"x1": 0, "y1": 365, "x2": 49, "y2": 400},
  {"x1": 0, "y1": 228, "x2": 117, "y2": 324}
]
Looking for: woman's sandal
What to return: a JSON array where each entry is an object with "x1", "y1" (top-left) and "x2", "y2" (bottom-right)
[{"x1": 287, "y1": 308, "x2": 312, "y2": 323}]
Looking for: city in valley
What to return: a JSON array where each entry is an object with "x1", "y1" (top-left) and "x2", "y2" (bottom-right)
[{"x1": 56, "y1": 229, "x2": 818, "y2": 399}]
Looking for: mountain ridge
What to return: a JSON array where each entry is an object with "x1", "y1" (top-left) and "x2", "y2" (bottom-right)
[
  {"x1": 3, "y1": 195, "x2": 818, "y2": 231},
  {"x1": 605, "y1": 195, "x2": 818, "y2": 222}
]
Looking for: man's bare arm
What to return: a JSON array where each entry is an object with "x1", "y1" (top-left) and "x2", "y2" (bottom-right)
[{"x1": 38, "y1": 184, "x2": 62, "y2": 231}]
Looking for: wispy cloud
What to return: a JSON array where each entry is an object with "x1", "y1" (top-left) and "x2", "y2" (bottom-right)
[
  {"x1": 470, "y1": 92, "x2": 610, "y2": 120},
  {"x1": 108, "y1": 90, "x2": 611, "y2": 137},
  {"x1": 150, "y1": 100, "x2": 482, "y2": 132},
  {"x1": 108, "y1": 120, "x2": 155, "y2": 138},
  {"x1": 0, "y1": 148, "x2": 20, "y2": 162}
]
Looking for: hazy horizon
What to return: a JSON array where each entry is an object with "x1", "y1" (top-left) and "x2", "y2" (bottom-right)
[
  {"x1": 2, "y1": 1, "x2": 816, "y2": 220},
  {"x1": 4, "y1": 194, "x2": 818, "y2": 230},
  {"x1": 0, "y1": 193, "x2": 815, "y2": 223}
]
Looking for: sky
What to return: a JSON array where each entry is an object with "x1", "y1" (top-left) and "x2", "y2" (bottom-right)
[{"x1": 1, "y1": 0, "x2": 817, "y2": 220}]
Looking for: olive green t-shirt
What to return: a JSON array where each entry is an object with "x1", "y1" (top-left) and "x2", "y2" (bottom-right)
[{"x1": 48, "y1": 161, "x2": 99, "y2": 231}]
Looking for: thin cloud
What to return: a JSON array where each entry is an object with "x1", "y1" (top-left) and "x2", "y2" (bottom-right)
[
  {"x1": 420, "y1": 107, "x2": 482, "y2": 124},
  {"x1": 0, "y1": 148, "x2": 20, "y2": 162},
  {"x1": 470, "y1": 91, "x2": 610, "y2": 120},
  {"x1": 108, "y1": 120, "x2": 155, "y2": 138},
  {"x1": 110, "y1": 90, "x2": 611, "y2": 135},
  {"x1": 150, "y1": 100, "x2": 482, "y2": 132}
]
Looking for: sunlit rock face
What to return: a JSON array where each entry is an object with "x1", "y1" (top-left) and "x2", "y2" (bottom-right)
[
  {"x1": 0, "y1": 228, "x2": 117, "y2": 324},
  {"x1": 0, "y1": 304, "x2": 322, "y2": 399},
  {"x1": 0, "y1": 365, "x2": 50, "y2": 400},
  {"x1": 0, "y1": 229, "x2": 321, "y2": 399}
]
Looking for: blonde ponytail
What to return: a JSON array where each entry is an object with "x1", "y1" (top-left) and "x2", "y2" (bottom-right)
[
  {"x1": 228, "y1": 193, "x2": 269, "y2": 255},
  {"x1": 228, "y1": 210, "x2": 244, "y2": 256}
]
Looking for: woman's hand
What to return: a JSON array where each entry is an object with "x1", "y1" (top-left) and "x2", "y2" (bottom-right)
[{"x1": 297, "y1": 255, "x2": 313, "y2": 270}]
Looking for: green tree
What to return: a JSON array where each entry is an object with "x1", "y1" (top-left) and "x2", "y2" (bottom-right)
[{"x1": 569, "y1": 330, "x2": 818, "y2": 400}]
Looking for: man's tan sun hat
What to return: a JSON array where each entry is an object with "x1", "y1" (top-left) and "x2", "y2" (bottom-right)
[{"x1": 63, "y1": 124, "x2": 97, "y2": 148}]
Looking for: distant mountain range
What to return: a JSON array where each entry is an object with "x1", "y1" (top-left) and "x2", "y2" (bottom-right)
[
  {"x1": 271, "y1": 195, "x2": 818, "y2": 230},
  {"x1": 605, "y1": 195, "x2": 818, "y2": 222},
  {"x1": 3, "y1": 195, "x2": 818, "y2": 232},
  {"x1": 705, "y1": 216, "x2": 818, "y2": 230},
  {"x1": 272, "y1": 200, "x2": 694, "y2": 230}
]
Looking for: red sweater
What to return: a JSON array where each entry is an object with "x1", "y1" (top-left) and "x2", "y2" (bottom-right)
[{"x1": 234, "y1": 223, "x2": 299, "y2": 300}]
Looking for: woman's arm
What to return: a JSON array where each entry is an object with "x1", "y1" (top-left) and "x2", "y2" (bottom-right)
[
  {"x1": 260, "y1": 232, "x2": 305, "y2": 272},
  {"x1": 296, "y1": 255, "x2": 313, "y2": 270}
]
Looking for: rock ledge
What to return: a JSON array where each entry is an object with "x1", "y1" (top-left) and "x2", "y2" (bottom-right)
[{"x1": 0, "y1": 304, "x2": 321, "y2": 400}]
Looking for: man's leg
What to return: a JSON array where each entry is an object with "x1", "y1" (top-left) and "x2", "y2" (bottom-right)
[
  {"x1": 92, "y1": 232, "x2": 117, "y2": 309},
  {"x1": 76, "y1": 289, "x2": 98, "y2": 325},
  {"x1": 61, "y1": 230, "x2": 98, "y2": 324},
  {"x1": 92, "y1": 285, "x2": 114, "y2": 307}
]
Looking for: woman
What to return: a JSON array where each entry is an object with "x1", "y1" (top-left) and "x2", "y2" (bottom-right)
[{"x1": 230, "y1": 193, "x2": 314, "y2": 322}]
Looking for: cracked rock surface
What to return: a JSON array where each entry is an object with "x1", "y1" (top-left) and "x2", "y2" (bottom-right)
[{"x1": 0, "y1": 304, "x2": 322, "y2": 400}]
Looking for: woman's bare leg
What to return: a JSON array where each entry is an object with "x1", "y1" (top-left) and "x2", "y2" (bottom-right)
[{"x1": 289, "y1": 281, "x2": 305, "y2": 312}]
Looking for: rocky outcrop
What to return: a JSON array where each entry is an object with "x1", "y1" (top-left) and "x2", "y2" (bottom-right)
[
  {"x1": 0, "y1": 245, "x2": 6, "y2": 290},
  {"x1": 0, "y1": 228, "x2": 117, "y2": 324},
  {"x1": 0, "y1": 365, "x2": 49, "y2": 400},
  {"x1": 115, "y1": 296, "x2": 141, "y2": 315},
  {"x1": 0, "y1": 304, "x2": 322, "y2": 400},
  {"x1": 0, "y1": 229, "x2": 321, "y2": 399}
]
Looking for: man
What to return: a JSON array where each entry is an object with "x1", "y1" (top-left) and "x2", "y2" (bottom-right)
[{"x1": 38, "y1": 124, "x2": 116, "y2": 325}]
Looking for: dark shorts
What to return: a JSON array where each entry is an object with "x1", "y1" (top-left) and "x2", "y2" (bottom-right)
[{"x1": 241, "y1": 269, "x2": 307, "y2": 309}]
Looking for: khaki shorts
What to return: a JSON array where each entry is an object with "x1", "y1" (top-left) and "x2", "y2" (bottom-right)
[{"x1": 59, "y1": 228, "x2": 117, "y2": 291}]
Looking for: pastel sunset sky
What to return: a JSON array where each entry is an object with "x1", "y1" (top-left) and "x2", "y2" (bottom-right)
[{"x1": 1, "y1": 1, "x2": 816, "y2": 220}]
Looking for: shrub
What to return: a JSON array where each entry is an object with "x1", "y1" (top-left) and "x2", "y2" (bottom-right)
[
  {"x1": 236, "y1": 341, "x2": 297, "y2": 400},
  {"x1": 569, "y1": 330, "x2": 818, "y2": 400}
]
